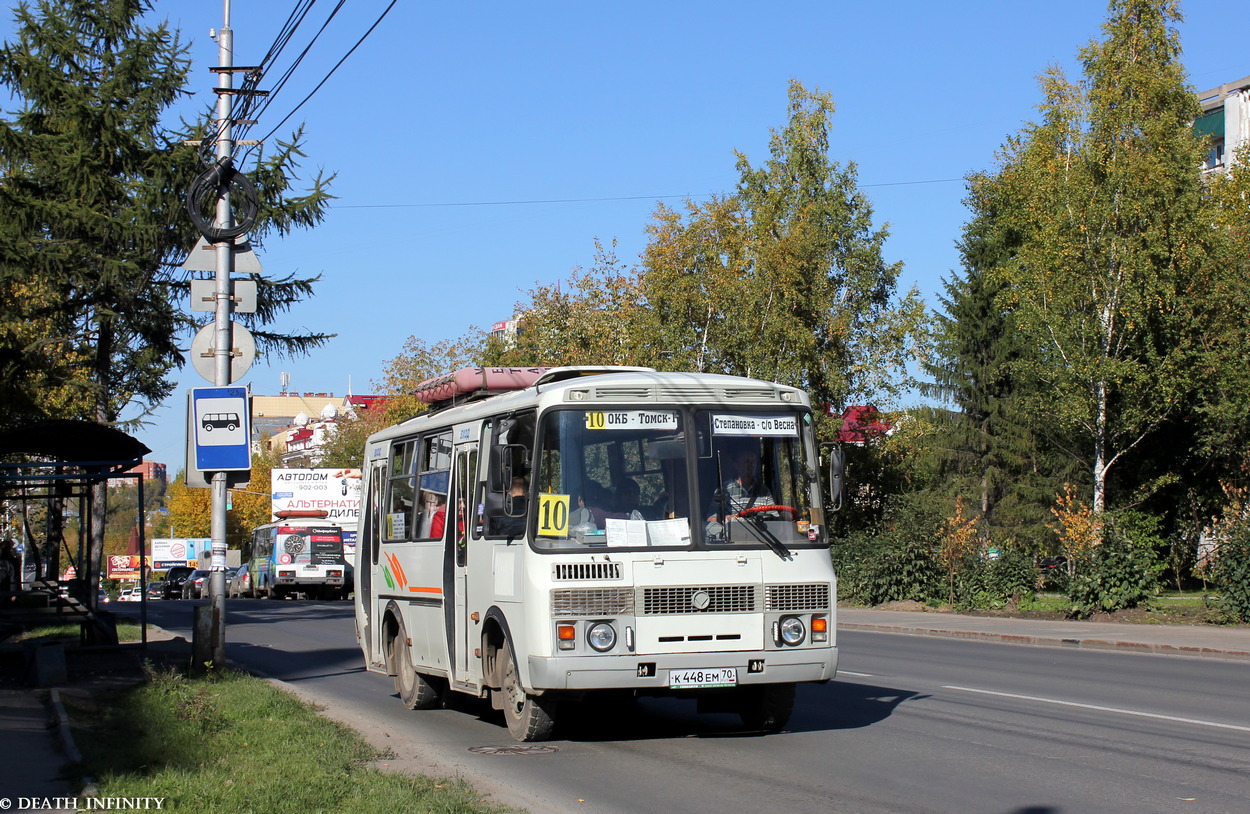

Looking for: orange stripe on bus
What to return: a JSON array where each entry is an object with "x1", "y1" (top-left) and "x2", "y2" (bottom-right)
[
  {"x1": 408, "y1": 586, "x2": 443, "y2": 595},
  {"x1": 388, "y1": 553, "x2": 408, "y2": 588}
]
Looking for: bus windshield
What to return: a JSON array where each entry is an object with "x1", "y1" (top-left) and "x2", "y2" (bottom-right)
[{"x1": 532, "y1": 407, "x2": 823, "y2": 551}]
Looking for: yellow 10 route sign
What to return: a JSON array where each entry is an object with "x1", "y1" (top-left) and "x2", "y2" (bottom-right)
[
  {"x1": 537, "y1": 493, "x2": 571, "y2": 537},
  {"x1": 583, "y1": 410, "x2": 679, "y2": 431}
]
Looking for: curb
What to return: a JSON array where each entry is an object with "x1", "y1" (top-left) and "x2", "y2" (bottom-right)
[
  {"x1": 838, "y1": 622, "x2": 1250, "y2": 661},
  {"x1": 47, "y1": 688, "x2": 99, "y2": 796}
]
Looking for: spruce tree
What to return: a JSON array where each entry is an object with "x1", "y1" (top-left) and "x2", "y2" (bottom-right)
[{"x1": 0, "y1": 0, "x2": 333, "y2": 597}]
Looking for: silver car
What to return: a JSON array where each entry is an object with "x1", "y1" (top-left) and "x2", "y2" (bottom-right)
[{"x1": 227, "y1": 563, "x2": 252, "y2": 598}]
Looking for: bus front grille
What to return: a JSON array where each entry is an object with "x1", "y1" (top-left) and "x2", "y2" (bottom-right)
[
  {"x1": 641, "y1": 585, "x2": 757, "y2": 615},
  {"x1": 553, "y1": 562, "x2": 623, "y2": 581},
  {"x1": 551, "y1": 588, "x2": 635, "y2": 616},
  {"x1": 765, "y1": 583, "x2": 830, "y2": 611}
]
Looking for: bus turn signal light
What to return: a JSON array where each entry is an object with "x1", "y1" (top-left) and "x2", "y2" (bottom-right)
[{"x1": 557, "y1": 624, "x2": 576, "y2": 650}]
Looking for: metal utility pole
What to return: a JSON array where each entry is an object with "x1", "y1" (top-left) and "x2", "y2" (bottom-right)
[
  {"x1": 206, "y1": 0, "x2": 236, "y2": 666},
  {"x1": 184, "y1": 0, "x2": 262, "y2": 669}
]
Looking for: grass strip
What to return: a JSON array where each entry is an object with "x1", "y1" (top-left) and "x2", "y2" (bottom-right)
[
  {"x1": 19, "y1": 621, "x2": 145, "y2": 642},
  {"x1": 64, "y1": 665, "x2": 514, "y2": 813}
]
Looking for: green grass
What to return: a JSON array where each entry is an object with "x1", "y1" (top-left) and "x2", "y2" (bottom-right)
[
  {"x1": 1016, "y1": 593, "x2": 1071, "y2": 613},
  {"x1": 1152, "y1": 594, "x2": 1215, "y2": 607},
  {"x1": 18, "y1": 620, "x2": 144, "y2": 642},
  {"x1": 65, "y1": 666, "x2": 514, "y2": 814}
]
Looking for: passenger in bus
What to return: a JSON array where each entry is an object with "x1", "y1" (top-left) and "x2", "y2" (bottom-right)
[
  {"x1": 417, "y1": 490, "x2": 442, "y2": 538},
  {"x1": 580, "y1": 480, "x2": 613, "y2": 527},
  {"x1": 609, "y1": 478, "x2": 649, "y2": 521},
  {"x1": 569, "y1": 493, "x2": 597, "y2": 531},
  {"x1": 428, "y1": 497, "x2": 448, "y2": 538},
  {"x1": 430, "y1": 497, "x2": 465, "y2": 539}
]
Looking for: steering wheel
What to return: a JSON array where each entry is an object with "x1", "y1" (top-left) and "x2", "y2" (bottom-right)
[{"x1": 734, "y1": 504, "x2": 799, "y2": 520}]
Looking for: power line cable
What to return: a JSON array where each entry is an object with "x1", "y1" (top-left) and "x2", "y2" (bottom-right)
[
  {"x1": 235, "y1": 1, "x2": 348, "y2": 146},
  {"x1": 331, "y1": 178, "x2": 967, "y2": 210},
  {"x1": 242, "y1": 0, "x2": 399, "y2": 162},
  {"x1": 195, "y1": 0, "x2": 322, "y2": 164}
]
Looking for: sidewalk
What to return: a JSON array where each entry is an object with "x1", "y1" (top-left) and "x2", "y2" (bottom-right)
[
  {"x1": 838, "y1": 607, "x2": 1250, "y2": 660},
  {"x1": 0, "y1": 632, "x2": 187, "y2": 807},
  {"x1": 0, "y1": 687, "x2": 77, "y2": 805}
]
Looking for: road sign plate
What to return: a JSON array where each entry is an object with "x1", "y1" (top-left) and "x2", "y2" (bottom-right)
[
  {"x1": 190, "y1": 322, "x2": 256, "y2": 384},
  {"x1": 191, "y1": 387, "x2": 251, "y2": 471}
]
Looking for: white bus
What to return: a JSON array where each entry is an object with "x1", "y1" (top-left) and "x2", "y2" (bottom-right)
[{"x1": 353, "y1": 366, "x2": 844, "y2": 740}]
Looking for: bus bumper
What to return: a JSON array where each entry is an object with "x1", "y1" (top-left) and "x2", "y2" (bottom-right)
[{"x1": 527, "y1": 646, "x2": 837, "y2": 691}]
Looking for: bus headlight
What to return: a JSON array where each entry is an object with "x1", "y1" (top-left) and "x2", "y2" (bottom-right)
[
  {"x1": 587, "y1": 622, "x2": 617, "y2": 652},
  {"x1": 779, "y1": 616, "x2": 806, "y2": 646}
]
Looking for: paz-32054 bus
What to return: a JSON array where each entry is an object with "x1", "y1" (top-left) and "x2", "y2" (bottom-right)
[{"x1": 353, "y1": 366, "x2": 844, "y2": 740}]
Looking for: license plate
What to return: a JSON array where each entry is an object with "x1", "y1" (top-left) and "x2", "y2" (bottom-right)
[{"x1": 668, "y1": 667, "x2": 737, "y2": 689}]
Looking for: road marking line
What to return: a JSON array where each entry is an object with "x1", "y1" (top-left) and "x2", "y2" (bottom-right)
[
  {"x1": 943, "y1": 685, "x2": 1250, "y2": 733},
  {"x1": 838, "y1": 671, "x2": 875, "y2": 677}
]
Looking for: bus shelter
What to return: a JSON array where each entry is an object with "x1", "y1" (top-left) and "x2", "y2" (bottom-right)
[{"x1": 0, "y1": 419, "x2": 151, "y2": 650}]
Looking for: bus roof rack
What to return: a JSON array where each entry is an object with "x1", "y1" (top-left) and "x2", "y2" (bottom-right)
[
  {"x1": 275, "y1": 509, "x2": 330, "y2": 519},
  {"x1": 533, "y1": 366, "x2": 655, "y2": 387},
  {"x1": 412, "y1": 366, "x2": 657, "y2": 412},
  {"x1": 412, "y1": 367, "x2": 549, "y2": 406}
]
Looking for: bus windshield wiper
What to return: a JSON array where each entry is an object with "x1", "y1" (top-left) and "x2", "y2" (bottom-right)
[{"x1": 737, "y1": 512, "x2": 792, "y2": 560}]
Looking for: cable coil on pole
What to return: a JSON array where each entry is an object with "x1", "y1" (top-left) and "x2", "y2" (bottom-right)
[{"x1": 185, "y1": 157, "x2": 259, "y2": 242}]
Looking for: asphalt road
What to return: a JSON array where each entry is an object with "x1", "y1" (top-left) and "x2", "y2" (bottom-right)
[{"x1": 128, "y1": 600, "x2": 1250, "y2": 814}]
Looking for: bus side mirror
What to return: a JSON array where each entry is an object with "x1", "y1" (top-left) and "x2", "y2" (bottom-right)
[
  {"x1": 484, "y1": 490, "x2": 505, "y2": 518},
  {"x1": 825, "y1": 445, "x2": 845, "y2": 512},
  {"x1": 488, "y1": 444, "x2": 513, "y2": 493},
  {"x1": 486, "y1": 443, "x2": 528, "y2": 518}
]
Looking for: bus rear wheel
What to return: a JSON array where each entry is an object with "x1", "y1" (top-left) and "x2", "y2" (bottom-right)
[
  {"x1": 499, "y1": 642, "x2": 557, "y2": 741},
  {"x1": 392, "y1": 631, "x2": 439, "y2": 710},
  {"x1": 737, "y1": 682, "x2": 795, "y2": 732}
]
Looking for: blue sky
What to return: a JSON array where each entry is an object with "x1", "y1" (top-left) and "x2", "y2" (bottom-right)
[{"x1": 5, "y1": 1, "x2": 1245, "y2": 471}]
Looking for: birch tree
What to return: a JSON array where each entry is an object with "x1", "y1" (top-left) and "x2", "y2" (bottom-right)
[
  {"x1": 642, "y1": 80, "x2": 928, "y2": 412},
  {"x1": 986, "y1": 0, "x2": 1211, "y2": 515}
]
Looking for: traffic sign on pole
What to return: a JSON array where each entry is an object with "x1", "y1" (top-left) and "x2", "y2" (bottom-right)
[
  {"x1": 191, "y1": 386, "x2": 251, "y2": 471},
  {"x1": 190, "y1": 321, "x2": 256, "y2": 384}
]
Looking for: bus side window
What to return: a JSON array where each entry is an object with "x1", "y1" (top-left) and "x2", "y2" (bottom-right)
[
  {"x1": 414, "y1": 432, "x2": 452, "y2": 540},
  {"x1": 454, "y1": 448, "x2": 474, "y2": 566},
  {"x1": 385, "y1": 440, "x2": 416, "y2": 540},
  {"x1": 368, "y1": 461, "x2": 384, "y2": 565}
]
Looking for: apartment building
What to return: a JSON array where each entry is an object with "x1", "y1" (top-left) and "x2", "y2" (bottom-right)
[{"x1": 1196, "y1": 73, "x2": 1250, "y2": 173}]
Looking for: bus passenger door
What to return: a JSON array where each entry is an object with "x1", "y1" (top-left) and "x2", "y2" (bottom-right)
[
  {"x1": 359, "y1": 458, "x2": 386, "y2": 669},
  {"x1": 450, "y1": 444, "x2": 477, "y2": 684}
]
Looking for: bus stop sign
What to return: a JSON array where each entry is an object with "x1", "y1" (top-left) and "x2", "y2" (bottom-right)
[{"x1": 191, "y1": 386, "x2": 251, "y2": 471}]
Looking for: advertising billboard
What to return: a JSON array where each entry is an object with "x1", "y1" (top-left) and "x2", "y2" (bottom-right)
[
  {"x1": 150, "y1": 537, "x2": 210, "y2": 567},
  {"x1": 270, "y1": 468, "x2": 362, "y2": 525},
  {"x1": 106, "y1": 555, "x2": 146, "y2": 580}
]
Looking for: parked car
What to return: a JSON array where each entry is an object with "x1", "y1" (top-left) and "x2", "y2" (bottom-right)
[
  {"x1": 145, "y1": 582, "x2": 164, "y2": 601},
  {"x1": 227, "y1": 563, "x2": 251, "y2": 598},
  {"x1": 182, "y1": 569, "x2": 212, "y2": 599},
  {"x1": 161, "y1": 566, "x2": 195, "y2": 599},
  {"x1": 116, "y1": 586, "x2": 139, "y2": 602}
]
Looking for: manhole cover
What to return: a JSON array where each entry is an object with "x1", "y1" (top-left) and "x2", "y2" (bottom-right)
[{"x1": 468, "y1": 744, "x2": 559, "y2": 755}]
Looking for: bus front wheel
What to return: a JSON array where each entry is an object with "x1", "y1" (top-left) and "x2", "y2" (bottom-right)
[
  {"x1": 737, "y1": 682, "x2": 795, "y2": 732},
  {"x1": 392, "y1": 630, "x2": 439, "y2": 710},
  {"x1": 499, "y1": 643, "x2": 557, "y2": 741}
]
